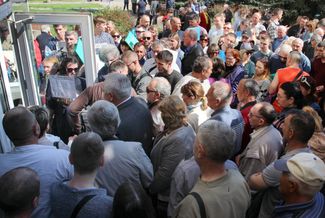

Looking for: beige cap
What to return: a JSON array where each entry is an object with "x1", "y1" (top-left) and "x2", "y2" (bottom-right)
[{"x1": 274, "y1": 153, "x2": 325, "y2": 187}]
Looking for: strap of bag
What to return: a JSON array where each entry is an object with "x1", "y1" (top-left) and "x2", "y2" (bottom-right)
[
  {"x1": 292, "y1": 69, "x2": 303, "y2": 82},
  {"x1": 70, "y1": 194, "x2": 96, "y2": 218},
  {"x1": 189, "y1": 192, "x2": 206, "y2": 218}
]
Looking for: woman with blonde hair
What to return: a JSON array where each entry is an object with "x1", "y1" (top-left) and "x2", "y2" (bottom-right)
[
  {"x1": 150, "y1": 95, "x2": 195, "y2": 217},
  {"x1": 168, "y1": 32, "x2": 184, "y2": 70},
  {"x1": 181, "y1": 80, "x2": 212, "y2": 131},
  {"x1": 302, "y1": 106, "x2": 325, "y2": 163}
]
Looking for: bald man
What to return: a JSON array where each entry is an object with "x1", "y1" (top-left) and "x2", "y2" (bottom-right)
[{"x1": 0, "y1": 106, "x2": 73, "y2": 218}]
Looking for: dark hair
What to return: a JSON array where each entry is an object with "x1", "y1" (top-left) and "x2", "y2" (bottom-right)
[
  {"x1": 258, "y1": 102, "x2": 277, "y2": 124},
  {"x1": 299, "y1": 76, "x2": 317, "y2": 103},
  {"x1": 59, "y1": 55, "x2": 80, "y2": 75},
  {"x1": 0, "y1": 167, "x2": 40, "y2": 217},
  {"x1": 113, "y1": 182, "x2": 156, "y2": 218},
  {"x1": 28, "y1": 105, "x2": 49, "y2": 137},
  {"x1": 280, "y1": 82, "x2": 305, "y2": 109},
  {"x1": 3, "y1": 106, "x2": 37, "y2": 146},
  {"x1": 287, "y1": 109, "x2": 315, "y2": 143},
  {"x1": 156, "y1": 50, "x2": 173, "y2": 63},
  {"x1": 211, "y1": 57, "x2": 225, "y2": 80},
  {"x1": 70, "y1": 132, "x2": 104, "y2": 174}
]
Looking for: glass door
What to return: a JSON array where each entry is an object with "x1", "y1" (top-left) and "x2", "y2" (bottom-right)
[{"x1": 11, "y1": 12, "x2": 96, "y2": 106}]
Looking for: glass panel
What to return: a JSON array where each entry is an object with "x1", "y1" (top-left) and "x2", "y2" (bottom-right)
[
  {"x1": 13, "y1": 13, "x2": 96, "y2": 106},
  {"x1": 1, "y1": 20, "x2": 24, "y2": 107}
]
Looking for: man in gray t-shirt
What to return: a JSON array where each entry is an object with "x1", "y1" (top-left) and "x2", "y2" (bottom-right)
[{"x1": 248, "y1": 110, "x2": 316, "y2": 217}]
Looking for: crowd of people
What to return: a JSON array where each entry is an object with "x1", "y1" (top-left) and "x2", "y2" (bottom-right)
[{"x1": 1, "y1": 1, "x2": 325, "y2": 218}]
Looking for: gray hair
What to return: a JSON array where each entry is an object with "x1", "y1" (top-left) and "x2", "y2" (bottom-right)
[
  {"x1": 311, "y1": 34, "x2": 322, "y2": 44},
  {"x1": 192, "y1": 56, "x2": 212, "y2": 73},
  {"x1": 288, "y1": 51, "x2": 301, "y2": 64},
  {"x1": 242, "y1": 79, "x2": 259, "y2": 98},
  {"x1": 87, "y1": 100, "x2": 121, "y2": 139},
  {"x1": 65, "y1": 31, "x2": 78, "y2": 38},
  {"x1": 210, "y1": 81, "x2": 232, "y2": 105},
  {"x1": 288, "y1": 173, "x2": 323, "y2": 197},
  {"x1": 279, "y1": 44, "x2": 292, "y2": 55},
  {"x1": 197, "y1": 120, "x2": 236, "y2": 163},
  {"x1": 98, "y1": 44, "x2": 120, "y2": 64},
  {"x1": 317, "y1": 41, "x2": 325, "y2": 48},
  {"x1": 152, "y1": 40, "x2": 167, "y2": 50},
  {"x1": 152, "y1": 77, "x2": 171, "y2": 99},
  {"x1": 41, "y1": 25, "x2": 51, "y2": 33},
  {"x1": 293, "y1": 38, "x2": 304, "y2": 47},
  {"x1": 185, "y1": 29, "x2": 198, "y2": 41},
  {"x1": 278, "y1": 25, "x2": 287, "y2": 32},
  {"x1": 103, "y1": 73, "x2": 132, "y2": 101}
]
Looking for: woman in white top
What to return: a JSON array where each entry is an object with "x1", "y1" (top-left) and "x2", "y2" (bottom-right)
[{"x1": 181, "y1": 80, "x2": 212, "y2": 132}]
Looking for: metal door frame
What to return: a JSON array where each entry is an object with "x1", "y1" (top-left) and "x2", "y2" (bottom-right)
[{"x1": 12, "y1": 12, "x2": 96, "y2": 106}]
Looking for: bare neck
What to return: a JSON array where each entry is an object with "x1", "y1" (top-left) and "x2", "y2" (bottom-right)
[
  {"x1": 286, "y1": 140, "x2": 307, "y2": 152},
  {"x1": 199, "y1": 160, "x2": 227, "y2": 182},
  {"x1": 68, "y1": 171, "x2": 97, "y2": 189}
]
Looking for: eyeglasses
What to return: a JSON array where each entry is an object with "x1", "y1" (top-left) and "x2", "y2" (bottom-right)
[
  {"x1": 300, "y1": 76, "x2": 311, "y2": 88},
  {"x1": 67, "y1": 67, "x2": 79, "y2": 73},
  {"x1": 200, "y1": 38, "x2": 209, "y2": 42},
  {"x1": 143, "y1": 37, "x2": 151, "y2": 40},
  {"x1": 113, "y1": 35, "x2": 120, "y2": 38},
  {"x1": 136, "y1": 30, "x2": 144, "y2": 33},
  {"x1": 146, "y1": 87, "x2": 157, "y2": 93},
  {"x1": 279, "y1": 55, "x2": 287, "y2": 61}
]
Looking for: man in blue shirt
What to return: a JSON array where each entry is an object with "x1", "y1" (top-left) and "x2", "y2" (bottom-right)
[
  {"x1": 273, "y1": 153, "x2": 325, "y2": 218},
  {"x1": 0, "y1": 106, "x2": 73, "y2": 218}
]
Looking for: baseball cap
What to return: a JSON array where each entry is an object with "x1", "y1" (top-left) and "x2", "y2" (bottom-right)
[{"x1": 274, "y1": 153, "x2": 325, "y2": 187}]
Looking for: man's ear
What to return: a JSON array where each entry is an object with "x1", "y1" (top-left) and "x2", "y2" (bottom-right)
[
  {"x1": 103, "y1": 93, "x2": 113, "y2": 102},
  {"x1": 288, "y1": 180, "x2": 299, "y2": 193},
  {"x1": 32, "y1": 122, "x2": 41, "y2": 138},
  {"x1": 197, "y1": 143, "x2": 206, "y2": 159},
  {"x1": 99, "y1": 155, "x2": 105, "y2": 167},
  {"x1": 69, "y1": 153, "x2": 74, "y2": 165},
  {"x1": 32, "y1": 196, "x2": 39, "y2": 209}
]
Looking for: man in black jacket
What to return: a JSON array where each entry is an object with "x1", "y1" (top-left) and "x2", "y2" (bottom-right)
[
  {"x1": 181, "y1": 29, "x2": 204, "y2": 76},
  {"x1": 103, "y1": 73, "x2": 154, "y2": 155}
]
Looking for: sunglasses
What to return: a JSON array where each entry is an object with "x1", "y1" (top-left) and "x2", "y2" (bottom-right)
[
  {"x1": 136, "y1": 30, "x2": 144, "y2": 33},
  {"x1": 300, "y1": 76, "x2": 311, "y2": 88},
  {"x1": 143, "y1": 37, "x2": 151, "y2": 40},
  {"x1": 67, "y1": 67, "x2": 79, "y2": 73},
  {"x1": 200, "y1": 38, "x2": 209, "y2": 42},
  {"x1": 113, "y1": 35, "x2": 120, "y2": 38}
]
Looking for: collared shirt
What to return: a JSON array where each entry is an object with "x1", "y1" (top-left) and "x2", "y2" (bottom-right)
[
  {"x1": 273, "y1": 192, "x2": 325, "y2": 218},
  {"x1": 116, "y1": 96, "x2": 131, "y2": 107},
  {"x1": 0, "y1": 144, "x2": 73, "y2": 218},
  {"x1": 168, "y1": 157, "x2": 238, "y2": 217},
  {"x1": 95, "y1": 139, "x2": 153, "y2": 196},
  {"x1": 259, "y1": 147, "x2": 311, "y2": 217},
  {"x1": 210, "y1": 105, "x2": 244, "y2": 156}
]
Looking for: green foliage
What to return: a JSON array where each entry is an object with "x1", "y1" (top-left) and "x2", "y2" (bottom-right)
[
  {"x1": 244, "y1": 0, "x2": 324, "y2": 24},
  {"x1": 95, "y1": 7, "x2": 136, "y2": 35}
]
